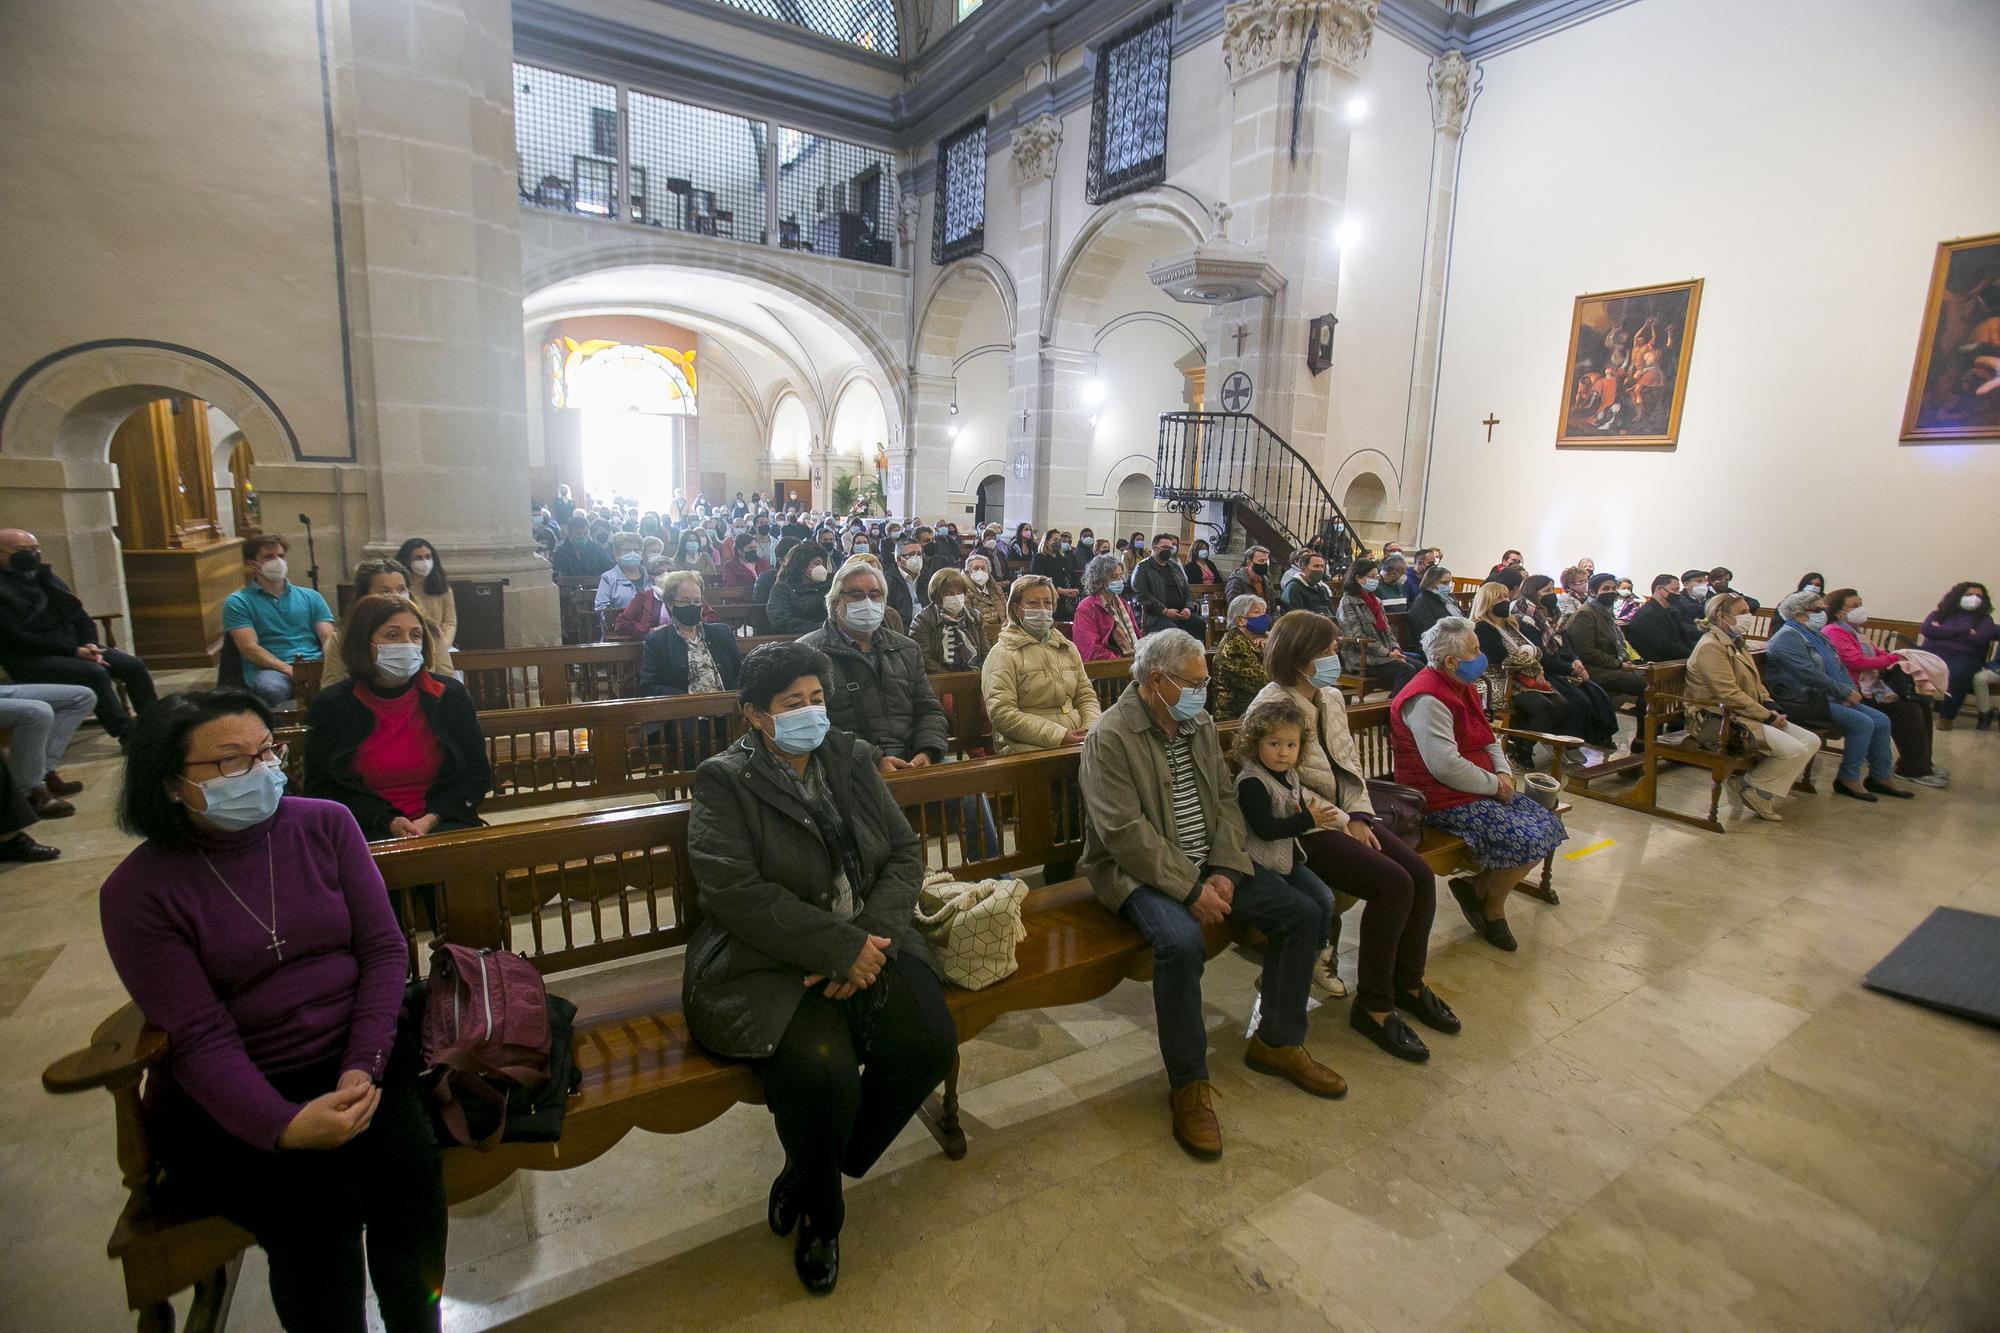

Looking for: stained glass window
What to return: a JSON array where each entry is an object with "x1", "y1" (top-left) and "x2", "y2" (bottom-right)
[
  {"x1": 1087, "y1": 7, "x2": 1173, "y2": 205},
  {"x1": 708, "y1": 0, "x2": 900, "y2": 56},
  {"x1": 932, "y1": 117, "x2": 987, "y2": 265}
]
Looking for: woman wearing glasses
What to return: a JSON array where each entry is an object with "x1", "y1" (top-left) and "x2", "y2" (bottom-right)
[{"x1": 99, "y1": 688, "x2": 447, "y2": 1331}]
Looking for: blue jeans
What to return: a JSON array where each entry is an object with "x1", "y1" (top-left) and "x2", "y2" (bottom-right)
[
  {"x1": 0, "y1": 684, "x2": 97, "y2": 785},
  {"x1": 1826, "y1": 697, "x2": 1894, "y2": 783},
  {"x1": 1119, "y1": 864, "x2": 1334, "y2": 1088},
  {"x1": 247, "y1": 668, "x2": 296, "y2": 706}
]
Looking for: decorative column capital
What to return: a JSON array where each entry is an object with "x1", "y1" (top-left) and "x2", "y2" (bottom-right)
[
  {"x1": 1010, "y1": 114, "x2": 1063, "y2": 186},
  {"x1": 1223, "y1": 0, "x2": 1380, "y2": 84},
  {"x1": 897, "y1": 194, "x2": 921, "y2": 247},
  {"x1": 1429, "y1": 49, "x2": 1478, "y2": 135}
]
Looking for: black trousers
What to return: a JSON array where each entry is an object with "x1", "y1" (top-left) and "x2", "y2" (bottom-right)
[
  {"x1": 1301, "y1": 819, "x2": 1437, "y2": 1014},
  {"x1": 156, "y1": 1026, "x2": 446, "y2": 1333},
  {"x1": 752, "y1": 954, "x2": 955, "y2": 1233},
  {"x1": 1548, "y1": 675, "x2": 1619, "y2": 746},
  {"x1": 1592, "y1": 667, "x2": 1648, "y2": 744},
  {"x1": 1, "y1": 648, "x2": 156, "y2": 737},
  {"x1": 1865, "y1": 695, "x2": 1936, "y2": 779}
]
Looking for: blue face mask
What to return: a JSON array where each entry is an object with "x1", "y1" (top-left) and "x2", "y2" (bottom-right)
[
  {"x1": 769, "y1": 704, "x2": 829, "y2": 755},
  {"x1": 1168, "y1": 682, "x2": 1208, "y2": 721},
  {"x1": 1108, "y1": 580, "x2": 1125, "y2": 595},
  {"x1": 1243, "y1": 614, "x2": 1272, "y2": 635},
  {"x1": 1311, "y1": 654, "x2": 1342, "y2": 687},
  {"x1": 187, "y1": 760, "x2": 286, "y2": 832},
  {"x1": 1361, "y1": 577, "x2": 1381, "y2": 593},
  {"x1": 1453, "y1": 653, "x2": 1489, "y2": 684}
]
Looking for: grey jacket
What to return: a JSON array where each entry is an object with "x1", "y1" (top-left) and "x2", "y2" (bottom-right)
[
  {"x1": 683, "y1": 729, "x2": 933, "y2": 1059},
  {"x1": 1131, "y1": 553, "x2": 1191, "y2": 631},
  {"x1": 797, "y1": 619, "x2": 950, "y2": 761},
  {"x1": 1337, "y1": 591, "x2": 1401, "y2": 669},
  {"x1": 1078, "y1": 685, "x2": 1253, "y2": 912},
  {"x1": 1566, "y1": 601, "x2": 1636, "y2": 676}
]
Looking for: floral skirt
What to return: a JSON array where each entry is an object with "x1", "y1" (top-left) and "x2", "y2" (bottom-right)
[{"x1": 1424, "y1": 796, "x2": 1567, "y2": 869}]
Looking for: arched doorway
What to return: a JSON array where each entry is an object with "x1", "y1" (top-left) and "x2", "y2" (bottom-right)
[
  {"x1": 1340, "y1": 472, "x2": 1393, "y2": 550},
  {"x1": 1115, "y1": 472, "x2": 1160, "y2": 538},
  {"x1": 974, "y1": 473, "x2": 1005, "y2": 528}
]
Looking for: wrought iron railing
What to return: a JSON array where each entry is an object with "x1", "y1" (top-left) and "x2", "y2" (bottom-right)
[{"x1": 1156, "y1": 411, "x2": 1356, "y2": 570}]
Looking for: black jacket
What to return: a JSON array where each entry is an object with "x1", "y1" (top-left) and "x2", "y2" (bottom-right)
[
  {"x1": 1132, "y1": 552, "x2": 1191, "y2": 630},
  {"x1": 797, "y1": 620, "x2": 949, "y2": 761},
  {"x1": 0, "y1": 564, "x2": 99, "y2": 661},
  {"x1": 639, "y1": 621, "x2": 743, "y2": 695},
  {"x1": 302, "y1": 674, "x2": 491, "y2": 839},
  {"x1": 750, "y1": 567, "x2": 778, "y2": 605},
  {"x1": 766, "y1": 576, "x2": 828, "y2": 634},
  {"x1": 1627, "y1": 597, "x2": 1700, "y2": 662},
  {"x1": 886, "y1": 564, "x2": 917, "y2": 627},
  {"x1": 551, "y1": 539, "x2": 611, "y2": 579},
  {"x1": 1407, "y1": 588, "x2": 1458, "y2": 642}
]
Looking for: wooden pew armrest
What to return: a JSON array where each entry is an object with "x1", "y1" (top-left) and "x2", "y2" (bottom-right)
[
  {"x1": 1493, "y1": 727, "x2": 1585, "y2": 749},
  {"x1": 43, "y1": 1003, "x2": 166, "y2": 1094}
]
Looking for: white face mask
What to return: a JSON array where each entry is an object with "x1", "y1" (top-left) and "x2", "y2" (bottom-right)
[
  {"x1": 941, "y1": 593, "x2": 966, "y2": 615},
  {"x1": 409, "y1": 557, "x2": 434, "y2": 577},
  {"x1": 1963, "y1": 594, "x2": 1986, "y2": 612},
  {"x1": 807, "y1": 565, "x2": 828, "y2": 583},
  {"x1": 1845, "y1": 606, "x2": 1867, "y2": 625},
  {"x1": 969, "y1": 569, "x2": 991, "y2": 586},
  {"x1": 374, "y1": 641, "x2": 425, "y2": 681},
  {"x1": 844, "y1": 599, "x2": 886, "y2": 632},
  {"x1": 901, "y1": 556, "x2": 924, "y2": 575},
  {"x1": 259, "y1": 557, "x2": 288, "y2": 582}
]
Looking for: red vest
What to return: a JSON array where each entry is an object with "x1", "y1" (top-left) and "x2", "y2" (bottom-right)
[{"x1": 1389, "y1": 666, "x2": 1495, "y2": 812}]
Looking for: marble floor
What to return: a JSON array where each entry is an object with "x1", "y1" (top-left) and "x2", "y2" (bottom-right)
[{"x1": 5, "y1": 713, "x2": 1999, "y2": 1332}]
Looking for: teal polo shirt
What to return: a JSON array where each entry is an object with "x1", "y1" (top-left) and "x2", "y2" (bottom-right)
[{"x1": 222, "y1": 581, "x2": 335, "y2": 682}]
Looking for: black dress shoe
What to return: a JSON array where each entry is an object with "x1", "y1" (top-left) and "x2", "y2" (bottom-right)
[
  {"x1": 1350, "y1": 1003, "x2": 1429, "y2": 1062},
  {"x1": 1395, "y1": 985, "x2": 1462, "y2": 1035},
  {"x1": 1864, "y1": 778, "x2": 1914, "y2": 799},
  {"x1": 0, "y1": 834, "x2": 60, "y2": 862},
  {"x1": 42, "y1": 771, "x2": 82, "y2": 797},
  {"x1": 768, "y1": 1158, "x2": 799, "y2": 1237},
  {"x1": 1482, "y1": 917, "x2": 1519, "y2": 952},
  {"x1": 793, "y1": 1221, "x2": 839, "y2": 1294},
  {"x1": 1833, "y1": 781, "x2": 1878, "y2": 803},
  {"x1": 28, "y1": 789, "x2": 75, "y2": 819},
  {"x1": 1447, "y1": 877, "x2": 1486, "y2": 935}
]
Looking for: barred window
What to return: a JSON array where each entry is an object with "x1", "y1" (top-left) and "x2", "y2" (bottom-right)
[
  {"x1": 629, "y1": 91, "x2": 767, "y2": 242},
  {"x1": 931, "y1": 117, "x2": 987, "y2": 265},
  {"x1": 708, "y1": 0, "x2": 900, "y2": 56},
  {"x1": 777, "y1": 131, "x2": 898, "y2": 267},
  {"x1": 1087, "y1": 7, "x2": 1173, "y2": 205},
  {"x1": 514, "y1": 64, "x2": 620, "y2": 216}
]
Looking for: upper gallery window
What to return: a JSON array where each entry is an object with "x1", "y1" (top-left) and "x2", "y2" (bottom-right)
[
  {"x1": 709, "y1": 0, "x2": 900, "y2": 56},
  {"x1": 932, "y1": 116, "x2": 987, "y2": 264},
  {"x1": 1087, "y1": 6, "x2": 1173, "y2": 205}
]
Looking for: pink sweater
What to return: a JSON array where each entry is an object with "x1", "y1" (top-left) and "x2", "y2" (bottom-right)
[
  {"x1": 1072, "y1": 593, "x2": 1139, "y2": 661},
  {"x1": 100, "y1": 798, "x2": 408, "y2": 1149},
  {"x1": 1825, "y1": 623, "x2": 1898, "y2": 675}
]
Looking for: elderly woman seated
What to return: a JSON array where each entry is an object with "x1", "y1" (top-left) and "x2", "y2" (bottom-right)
[
  {"x1": 1391, "y1": 617, "x2": 1567, "y2": 951},
  {"x1": 1080, "y1": 628, "x2": 1346, "y2": 1160},
  {"x1": 909, "y1": 568, "x2": 989, "y2": 673},
  {"x1": 1763, "y1": 588, "x2": 1912, "y2": 803},
  {"x1": 595, "y1": 532, "x2": 648, "y2": 616},
  {"x1": 1684, "y1": 592, "x2": 1824, "y2": 821},
  {"x1": 683, "y1": 642, "x2": 955, "y2": 1294},
  {"x1": 799, "y1": 556, "x2": 948, "y2": 773},
  {"x1": 1209, "y1": 593, "x2": 1271, "y2": 721},
  {"x1": 639, "y1": 571, "x2": 743, "y2": 696},
  {"x1": 981, "y1": 574, "x2": 1098, "y2": 753},
  {"x1": 1337, "y1": 557, "x2": 1418, "y2": 696},
  {"x1": 1073, "y1": 551, "x2": 1144, "y2": 661}
]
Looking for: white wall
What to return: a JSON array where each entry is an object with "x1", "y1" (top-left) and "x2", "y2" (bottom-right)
[
  {"x1": 1425, "y1": 0, "x2": 2000, "y2": 619},
  {"x1": 696, "y1": 376, "x2": 766, "y2": 496}
]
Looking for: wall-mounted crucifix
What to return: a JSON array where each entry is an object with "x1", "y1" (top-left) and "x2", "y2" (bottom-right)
[
  {"x1": 1483, "y1": 413, "x2": 1501, "y2": 442},
  {"x1": 1232, "y1": 325, "x2": 1248, "y2": 357}
]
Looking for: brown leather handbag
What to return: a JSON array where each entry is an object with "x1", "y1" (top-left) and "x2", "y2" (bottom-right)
[{"x1": 1363, "y1": 779, "x2": 1427, "y2": 841}]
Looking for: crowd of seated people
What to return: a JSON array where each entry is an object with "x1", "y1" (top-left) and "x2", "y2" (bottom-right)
[{"x1": 40, "y1": 485, "x2": 2000, "y2": 1321}]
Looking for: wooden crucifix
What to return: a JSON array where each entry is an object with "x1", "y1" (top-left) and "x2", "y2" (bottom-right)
[
  {"x1": 1232, "y1": 324, "x2": 1248, "y2": 357},
  {"x1": 1483, "y1": 413, "x2": 1500, "y2": 441}
]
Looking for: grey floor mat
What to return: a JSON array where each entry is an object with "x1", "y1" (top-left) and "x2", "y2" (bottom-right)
[{"x1": 1863, "y1": 906, "x2": 2000, "y2": 1027}]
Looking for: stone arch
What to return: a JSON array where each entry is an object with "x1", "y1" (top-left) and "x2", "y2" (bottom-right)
[
  {"x1": 0, "y1": 340, "x2": 322, "y2": 624},
  {"x1": 914, "y1": 255, "x2": 1018, "y2": 370},
  {"x1": 1339, "y1": 469, "x2": 1392, "y2": 534},
  {"x1": 1042, "y1": 189, "x2": 1213, "y2": 345},
  {"x1": 1114, "y1": 470, "x2": 1162, "y2": 535}
]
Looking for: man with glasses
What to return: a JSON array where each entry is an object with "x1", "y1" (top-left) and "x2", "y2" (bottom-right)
[
  {"x1": 1078, "y1": 629, "x2": 1346, "y2": 1160},
  {"x1": 796, "y1": 557, "x2": 947, "y2": 776}
]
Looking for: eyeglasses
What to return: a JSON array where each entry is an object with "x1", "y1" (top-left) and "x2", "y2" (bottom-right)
[
  {"x1": 838, "y1": 587, "x2": 886, "y2": 602},
  {"x1": 1162, "y1": 668, "x2": 1207, "y2": 691},
  {"x1": 185, "y1": 743, "x2": 288, "y2": 780}
]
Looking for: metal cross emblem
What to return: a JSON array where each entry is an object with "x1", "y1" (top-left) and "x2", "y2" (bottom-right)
[{"x1": 1220, "y1": 371, "x2": 1253, "y2": 413}]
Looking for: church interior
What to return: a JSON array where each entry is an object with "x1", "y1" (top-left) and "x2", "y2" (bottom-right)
[{"x1": 2, "y1": 0, "x2": 1997, "y2": 1328}]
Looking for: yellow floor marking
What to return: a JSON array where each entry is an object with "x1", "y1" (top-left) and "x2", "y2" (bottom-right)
[{"x1": 1563, "y1": 838, "x2": 1615, "y2": 861}]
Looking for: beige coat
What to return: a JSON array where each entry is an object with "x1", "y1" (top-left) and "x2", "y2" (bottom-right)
[
  {"x1": 1249, "y1": 680, "x2": 1376, "y2": 821},
  {"x1": 411, "y1": 586, "x2": 458, "y2": 652},
  {"x1": 981, "y1": 623, "x2": 1100, "y2": 753},
  {"x1": 1686, "y1": 628, "x2": 1777, "y2": 750},
  {"x1": 1078, "y1": 685, "x2": 1252, "y2": 912}
]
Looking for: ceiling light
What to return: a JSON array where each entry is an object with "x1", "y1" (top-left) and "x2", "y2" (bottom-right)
[
  {"x1": 1344, "y1": 95, "x2": 1369, "y2": 123},
  {"x1": 1082, "y1": 379, "x2": 1107, "y2": 407},
  {"x1": 1333, "y1": 219, "x2": 1360, "y2": 250}
]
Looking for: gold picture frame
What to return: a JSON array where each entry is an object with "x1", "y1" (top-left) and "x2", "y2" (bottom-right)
[
  {"x1": 1556, "y1": 278, "x2": 1703, "y2": 448},
  {"x1": 1900, "y1": 231, "x2": 2000, "y2": 443}
]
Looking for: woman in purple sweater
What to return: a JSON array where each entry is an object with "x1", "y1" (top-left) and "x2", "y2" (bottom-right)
[
  {"x1": 1920, "y1": 581, "x2": 1995, "y2": 727},
  {"x1": 101, "y1": 689, "x2": 444, "y2": 1333}
]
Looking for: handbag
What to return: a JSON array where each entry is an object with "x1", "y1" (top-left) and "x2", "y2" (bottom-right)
[
  {"x1": 913, "y1": 870, "x2": 1029, "y2": 990},
  {"x1": 408, "y1": 942, "x2": 581, "y2": 1150},
  {"x1": 1363, "y1": 779, "x2": 1426, "y2": 841}
]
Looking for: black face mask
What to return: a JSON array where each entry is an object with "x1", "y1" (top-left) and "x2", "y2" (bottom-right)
[
  {"x1": 1538, "y1": 594, "x2": 1560, "y2": 616},
  {"x1": 1155, "y1": 548, "x2": 1174, "y2": 562},
  {"x1": 1493, "y1": 604, "x2": 1512, "y2": 620},
  {"x1": 1251, "y1": 562, "x2": 1268, "y2": 575},
  {"x1": 670, "y1": 603, "x2": 703, "y2": 627},
  {"x1": 6, "y1": 550, "x2": 37, "y2": 573},
  {"x1": 1595, "y1": 591, "x2": 1619, "y2": 608}
]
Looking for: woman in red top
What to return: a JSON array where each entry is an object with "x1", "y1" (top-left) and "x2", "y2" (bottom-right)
[
  {"x1": 1389, "y1": 616, "x2": 1566, "y2": 951},
  {"x1": 304, "y1": 595, "x2": 491, "y2": 840}
]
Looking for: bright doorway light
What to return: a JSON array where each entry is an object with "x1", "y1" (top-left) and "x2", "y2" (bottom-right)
[{"x1": 581, "y1": 410, "x2": 682, "y2": 510}]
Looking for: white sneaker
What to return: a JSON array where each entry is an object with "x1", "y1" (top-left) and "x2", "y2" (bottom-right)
[
  {"x1": 1733, "y1": 776, "x2": 1782, "y2": 821},
  {"x1": 1579, "y1": 745, "x2": 1608, "y2": 769},
  {"x1": 1311, "y1": 947, "x2": 1347, "y2": 999},
  {"x1": 1910, "y1": 772, "x2": 1949, "y2": 788}
]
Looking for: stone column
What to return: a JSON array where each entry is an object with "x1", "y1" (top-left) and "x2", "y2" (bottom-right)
[
  {"x1": 1397, "y1": 49, "x2": 1477, "y2": 543},
  {"x1": 343, "y1": 0, "x2": 556, "y2": 642},
  {"x1": 907, "y1": 368, "x2": 956, "y2": 518},
  {"x1": 1004, "y1": 113, "x2": 1068, "y2": 528},
  {"x1": 1215, "y1": 0, "x2": 1380, "y2": 466}
]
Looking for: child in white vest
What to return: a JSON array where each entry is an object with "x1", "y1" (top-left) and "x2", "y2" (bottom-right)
[{"x1": 1233, "y1": 697, "x2": 1343, "y2": 903}]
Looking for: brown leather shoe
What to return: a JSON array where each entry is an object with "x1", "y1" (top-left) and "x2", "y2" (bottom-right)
[
  {"x1": 28, "y1": 787, "x2": 75, "y2": 819},
  {"x1": 1245, "y1": 1036, "x2": 1348, "y2": 1099},
  {"x1": 1169, "y1": 1080, "x2": 1222, "y2": 1159},
  {"x1": 42, "y1": 771, "x2": 83, "y2": 797}
]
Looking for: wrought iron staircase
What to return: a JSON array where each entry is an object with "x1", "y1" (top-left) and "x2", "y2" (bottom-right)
[{"x1": 1155, "y1": 411, "x2": 1357, "y2": 570}]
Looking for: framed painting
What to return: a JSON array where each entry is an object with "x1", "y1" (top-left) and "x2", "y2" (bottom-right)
[
  {"x1": 1901, "y1": 231, "x2": 2000, "y2": 443},
  {"x1": 1557, "y1": 278, "x2": 1703, "y2": 448}
]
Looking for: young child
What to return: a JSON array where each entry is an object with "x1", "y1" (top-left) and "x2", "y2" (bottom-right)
[{"x1": 1232, "y1": 697, "x2": 1346, "y2": 1001}]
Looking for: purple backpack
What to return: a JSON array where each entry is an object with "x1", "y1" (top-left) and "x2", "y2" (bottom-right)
[{"x1": 418, "y1": 942, "x2": 553, "y2": 1148}]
